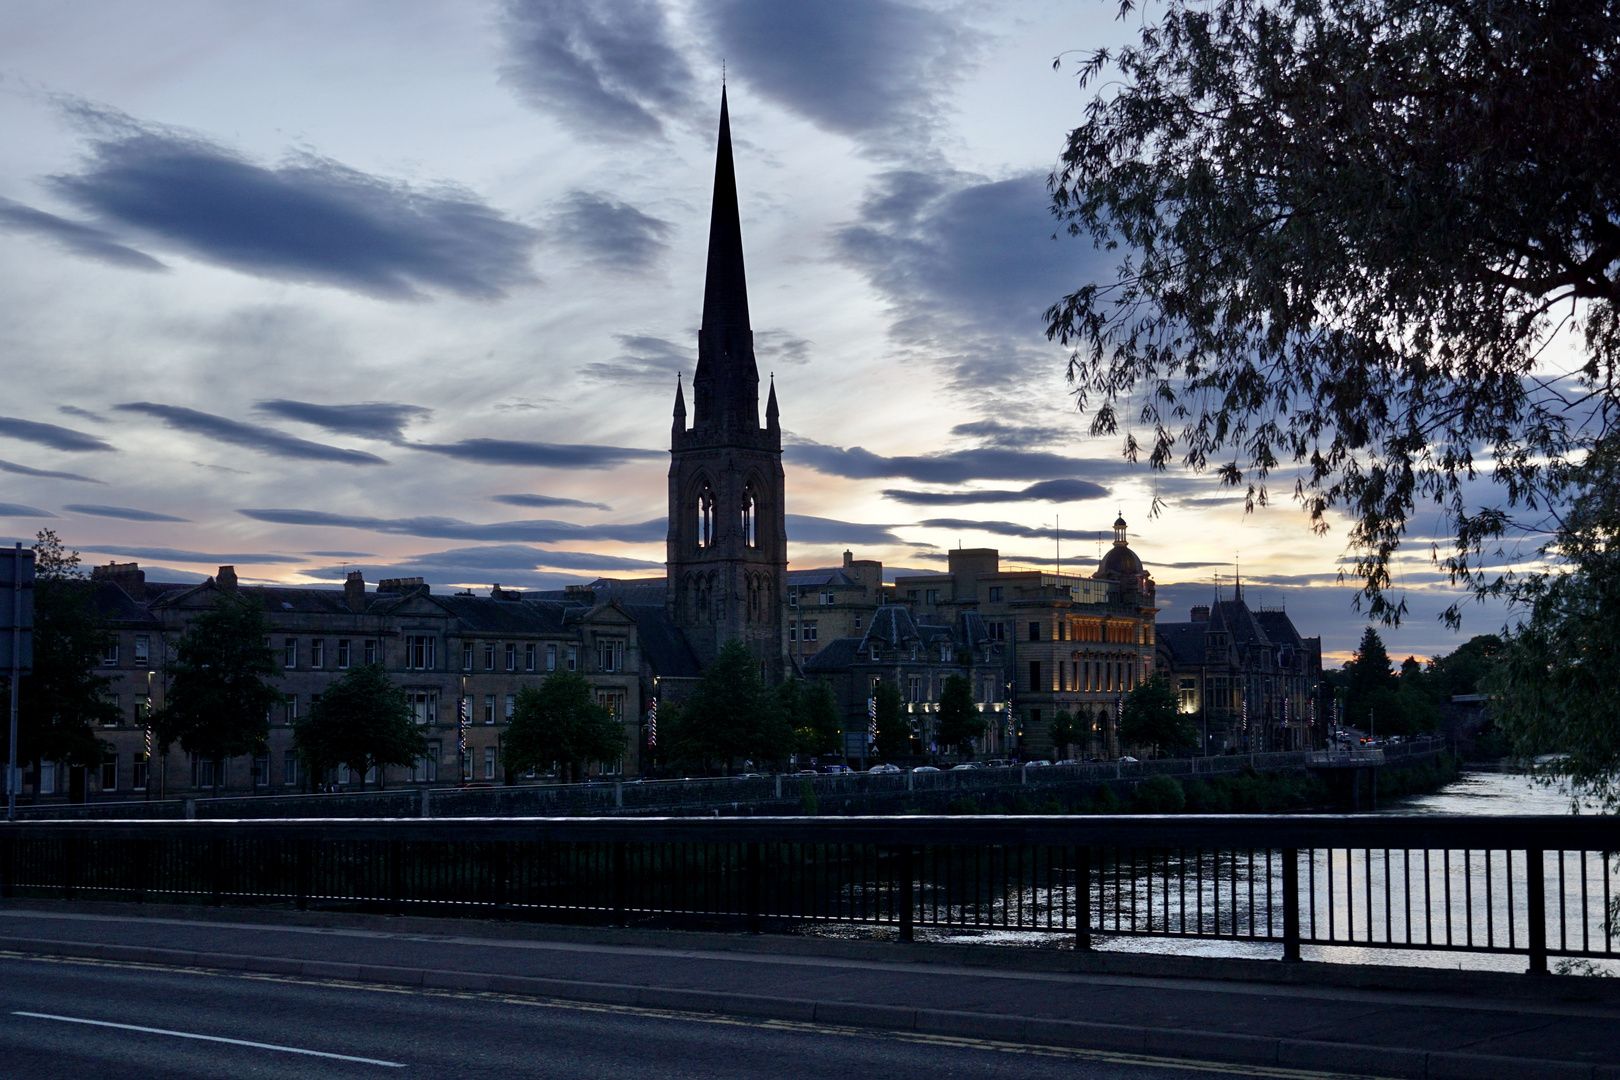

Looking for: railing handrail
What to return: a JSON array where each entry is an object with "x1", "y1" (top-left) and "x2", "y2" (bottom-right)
[{"x1": 2, "y1": 813, "x2": 1613, "y2": 849}]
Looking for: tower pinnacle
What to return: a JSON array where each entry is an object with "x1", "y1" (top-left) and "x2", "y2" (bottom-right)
[{"x1": 691, "y1": 86, "x2": 759, "y2": 434}]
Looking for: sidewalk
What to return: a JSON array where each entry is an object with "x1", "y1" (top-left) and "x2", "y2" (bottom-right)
[{"x1": 0, "y1": 900, "x2": 1614, "y2": 1079}]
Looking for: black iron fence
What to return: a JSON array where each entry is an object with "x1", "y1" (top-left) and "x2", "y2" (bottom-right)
[{"x1": 1, "y1": 815, "x2": 1613, "y2": 973}]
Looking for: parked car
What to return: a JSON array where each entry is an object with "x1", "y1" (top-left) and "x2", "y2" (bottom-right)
[
  {"x1": 869, "y1": 763, "x2": 901, "y2": 774},
  {"x1": 986, "y1": 759, "x2": 1011, "y2": 768},
  {"x1": 823, "y1": 765, "x2": 852, "y2": 775},
  {"x1": 1119, "y1": 755, "x2": 1139, "y2": 762},
  {"x1": 949, "y1": 763, "x2": 981, "y2": 771},
  {"x1": 1055, "y1": 759, "x2": 1082, "y2": 765},
  {"x1": 911, "y1": 766, "x2": 940, "y2": 773},
  {"x1": 1026, "y1": 759, "x2": 1053, "y2": 767},
  {"x1": 793, "y1": 769, "x2": 816, "y2": 776}
]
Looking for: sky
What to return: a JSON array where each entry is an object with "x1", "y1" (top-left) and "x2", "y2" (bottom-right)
[{"x1": 0, "y1": 0, "x2": 1512, "y2": 663}]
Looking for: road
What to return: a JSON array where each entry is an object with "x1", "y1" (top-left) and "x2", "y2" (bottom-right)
[{"x1": 0, "y1": 953, "x2": 1310, "y2": 1080}]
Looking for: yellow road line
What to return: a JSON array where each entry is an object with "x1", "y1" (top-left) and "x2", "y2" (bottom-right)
[{"x1": 0, "y1": 950, "x2": 1398, "y2": 1080}]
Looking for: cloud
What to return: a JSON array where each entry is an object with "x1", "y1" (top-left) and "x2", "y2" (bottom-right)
[
  {"x1": 0, "y1": 416, "x2": 116, "y2": 453},
  {"x1": 304, "y1": 550, "x2": 378, "y2": 558},
  {"x1": 883, "y1": 478, "x2": 1107, "y2": 506},
  {"x1": 784, "y1": 514, "x2": 915, "y2": 547},
  {"x1": 313, "y1": 543, "x2": 662, "y2": 580},
  {"x1": 914, "y1": 517, "x2": 1054, "y2": 540},
  {"x1": 786, "y1": 437, "x2": 1130, "y2": 485},
  {"x1": 491, "y1": 493, "x2": 612, "y2": 511},
  {"x1": 115, "y1": 403, "x2": 388, "y2": 465},
  {"x1": 238, "y1": 507, "x2": 666, "y2": 544},
  {"x1": 499, "y1": 0, "x2": 695, "y2": 140},
  {"x1": 754, "y1": 329, "x2": 811, "y2": 368},
  {"x1": 64, "y1": 503, "x2": 190, "y2": 522},
  {"x1": 698, "y1": 0, "x2": 964, "y2": 149},
  {"x1": 410, "y1": 438, "x2": 661, "y2": 468},
  {"x1": 81, "y1": 545, "x2": 302, "y2": 564},
  {"x1": 57, "y1": 406, "x2": 106, "y2": 422},
  {"x1": 253, "y1": 400, "x2": 429, "y2": 441},
  {"x1": 546, "y1": 191, "x2": 672, "y2": 271},
  {"x1": 582, "y1": 334, "x2": 690, "y2": 385},
  {"x1": 0, "y1": 459, "x2": 104, "y2": 484},
  {"x1": 950, "y1": 419, "x2": 1072, "y2": 449},
  {"x1": 0, "y1": 195, "x2": 166, "y2": 270},
  {"x1": 0, "y1": 503, "x2": 55, "y2": 518},
  {"x1": 51, "y1": 118, "x2": 538, "y2": 299}
]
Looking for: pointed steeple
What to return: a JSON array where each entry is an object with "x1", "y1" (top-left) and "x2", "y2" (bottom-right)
[
  {"x1": 692, "y1": 86, "x2": 759, "y2": 435},
  {"x1": 673, "y1": 372, "x2": 686, "y2": 419},
  {"x1": 765, "y1": 374, "x2": 778, "y2": 425}
]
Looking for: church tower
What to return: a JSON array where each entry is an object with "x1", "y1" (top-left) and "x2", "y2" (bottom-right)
[{"x1": 667, "y1": 89, "x2": 787, "y2": 678}]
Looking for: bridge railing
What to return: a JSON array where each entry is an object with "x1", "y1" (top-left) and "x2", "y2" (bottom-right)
[{"x1": 1, "y1": 815, "x2": 1612, "y2": 973}]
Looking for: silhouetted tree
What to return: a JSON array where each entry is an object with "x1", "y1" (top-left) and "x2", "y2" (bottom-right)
[
  {"x1": 502, "y1": 669, "x2": 625, "y2": 783},
  {"x1": 871, "y1": 680, "x2": 910, "y2": 761},
  {"x1": 934, "y1": 674, "x2": 984, "y2": 758},
  {"x1": 1119, "y1": 674, "x2": 1195, "y2": 756},
  {"x1": 293, "y1": 664, "x2": 426, "y2": 790}
]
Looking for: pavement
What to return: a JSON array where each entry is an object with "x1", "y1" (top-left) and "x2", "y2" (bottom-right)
[{"x1": 0, "y1": 900, "x2": 1615, "y2": 1080}]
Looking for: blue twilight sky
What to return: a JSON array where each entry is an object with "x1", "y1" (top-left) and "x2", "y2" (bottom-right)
[{"x1": 0, "y1": 0, "x2": 1513, "y2": 661}]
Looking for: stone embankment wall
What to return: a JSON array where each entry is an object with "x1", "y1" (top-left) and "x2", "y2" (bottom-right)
[{"x1": 16, "y1": 742, "x2": 1447, "y2": 820}]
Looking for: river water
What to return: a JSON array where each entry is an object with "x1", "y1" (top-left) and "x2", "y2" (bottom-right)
[{"x1": 910, "y1": 770, "x2": 1619, "y2": 975}]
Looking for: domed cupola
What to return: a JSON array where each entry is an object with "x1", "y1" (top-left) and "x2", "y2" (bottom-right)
[{"x1": 1097, "y1": 515, "x2": 1144, "y2": 579}]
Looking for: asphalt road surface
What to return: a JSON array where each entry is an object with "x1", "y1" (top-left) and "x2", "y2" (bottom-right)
[{"x1": 0, "y1": 953, "x2": 1343, "y2": 1080}]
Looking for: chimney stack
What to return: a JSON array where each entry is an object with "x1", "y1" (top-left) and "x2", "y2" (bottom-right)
[
  {"x1": 345, "y1": 570, "x2": 366, "y2": 612},
  {"x1": 216, "y1": 565, "x2": 238, "y2": 594}
]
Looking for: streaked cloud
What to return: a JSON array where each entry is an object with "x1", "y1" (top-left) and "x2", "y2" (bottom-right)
[
  {"x1": 0, "y1": 503, "x2": 55, "y2": 518},
  {"x1": 491, "y1": 493, "x2": 612, "y2": 511},
  {"x1": 0, "y1": 416, "x2": 116, "y2": 453},
  {"x1": 786, "y1": 437, "x2": 1123, "y2": 485},
  {"x1": 238, "y1": 507, "x2": 665, "y2": 544},
  {"x1": 582, "y1": 334, "x2": 690, "y2": 385},
  {"x1": 80, "y1": 544, "x2": 303, "y2": 564},
  {"x1": 64, "y1": 503, "x2": 190, "y2": 522},
  {"x1": 410, "y1": 438, "x2": 661, "y2": 469},
  {"x1": 115, "y1": 403, "x2": 388, "y2": 465},
  {"x1": 0, "y1": 459, "x2": 104, "y2": 485},
  {"x1": 546, "y1": 191, "x2": 672, "y2": 271},
  {"x1": 883, "y1": 478, "x2": 1106, "y2": 506},
  {"x1": 253, "y1": 400, "x2": 430, "y2": 441},
  {"x1": 0, "y1": 195, "x2": 165, "y2": 270}
]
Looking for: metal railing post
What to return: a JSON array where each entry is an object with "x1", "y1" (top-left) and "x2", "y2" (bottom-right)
[
  {"x1": 1282, "y1": 847, "x2": 1301, "y2": 962},
  {"x1": 0, "y1": 834, "x2": 12, "y2": 899},
  {"x1": 899, "y1": 846, "x2": 915, "y2": 943},
  {"x1": 1526, "y1": 848, "x2": 1547, "y2": 975},
  {"x1": 1076, "y1": 845, "x2": 1092, "y2": 950},
  {"x1": 746, "y1": 841, "x2": 762, "y2": 934},
  {"x1": 295, "y1": 838, "x2": 310, "y2": 912},
  {"x1": 389, "y1": 840, "x2": 405, "y2": 917},
  {"x1": 612, "y1": 841, "x2": 628, "y2": 927},
  {"x1": 210, "y1": 837, "x2": 224, "y2": 907}
]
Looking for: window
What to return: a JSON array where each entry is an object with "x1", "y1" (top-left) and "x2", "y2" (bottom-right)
[
  {"x1": 987, "y1": 586, "x2": 1003, "y2": 602},
  {"x1": 190, "y1": 754, "x2": 214, "y2": 790},
  {"x1": 906, "y1": 589, "x2": 918, "y2": 601},
  {"x1": 133, "y1": 753, "x2": 149, "y2": 791},
  {"x1": 1028, "y1": 622, "x2": 1041, "y2": 642},
  {"x1": 337, "y1": 763, "x2": 351, "y2": 785},
  {"x1": 697, "y1": 483, "x2": 715, "y2": 549},
  {"x1": 407, "y1": 635, "x2": 436, "y2": 670},
  {"x1": 870, "y1": 645, "x2": 880, "y2": 661},
  {"x1": 546, "y1": 644, "x2": 557, "y2": 671},
  {"x1": 505, "y1": 643, "x2": 517, "y2": 671},
  {"x1": 596, "y1": 690, "x2": 625, "y2": 721},
  {"x1": 504, "y1": 694, "x2": 516, "y2": 721},
  {"x1": 104, "y1": 693, "x2": 119, "y2": 725},
  {"x1": 924, "y1": 589, "x2": 940, "y2": 605},
  {"x1": 133, "y1": 699, "x2": 146, "y2": 725},
  {"x1": 284, "y1": 698, "x2": 298, "y2": 726},
  {"x1": 742, "y1": 489, "x2": 757, "y2": 547},
  {"x1": 597, "y1": 639, "x2": 624, "y2": 672},
  {"x1": 525, "y1": 643, "x2": 536, "y2": 671},
  {"x1": 821, "y1": 590, "x2": 834, "y2": 605},
  {"x1": 413, "y1": 742, "x2": 439, "y2": 783},
  {"x1": 939, "y1": 643, "x2": 951, "y2": 663},
  {"x1": 789, "y1": 622, "x2": 798, "y2": 642},
  {"x1": 1029, "y1": 661, "x2": 1042, "y2": 693},
  {"x1": 39, "y1": 761, "x2": 57, "y2": 795},
  {"x1": 364, "y1": 639, "x2": 378, "y2": 665},
  {"x1": 1179, "y1": 678, "x2": 1197, "y2": 711},
  {"x1": 408, "y1": 690, "x2": 437, "y2": 725},
  {"x1": 133, "y1": 635, "x2": 150, "y2": 665},
  {"x1": 802, "y1": 621, "x2": 817, "y2": 643},
  {"x1": 484, "y1": 747, "x2": 496, "y2": 780},
  {"x1": 788, "y1": 590, "x2": 798, "y2": 608},
  {"x1": 253, "y1": 754, "x2": 270, "y2": 787},
  {"x1": 284, "y1": 755, "x2": 299, "y2": 787},
  {"x1": 311, "y1": 639, "x2": 325, "y2": 668},
  {"x1": 102, "y1": 640, "x2": 120, "y2": 666},
  {"x1": 284, "y1": 638, "x2": 297, "y2": 667},
  {"x1": 484, "y1": 642, "x2": 496, "y2": 670},
  {"x1": 337, "y1": 639, "x2": 351, "y2": 669},
  {"x1": 908, "y1": 675, "x2": 923, "y2": 702},
  {"x1": 462, "y1": 642, "x2": 474, "y2": 671},
  {"x1": 854, "y1": 615, "x2": 862, "y2": 629},
  {"x1": 100, "y1": 755, "x2": 117, "y2": 792},
  {"x1": 566, "y1": 645, "x2": 578, "y2": 671},
  {"x1": 483, "y1": 695, "x2": 495, "y2": 725}
]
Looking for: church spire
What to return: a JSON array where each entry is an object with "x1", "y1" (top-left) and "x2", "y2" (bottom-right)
[
  {"x1": 691, "y1": 86, "x2": 760, "y2": 435},
  {"x1": 765, "y1": 373, "x2": 778, "y2": 425}
]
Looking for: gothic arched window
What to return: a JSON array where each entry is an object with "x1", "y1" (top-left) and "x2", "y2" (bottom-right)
[
  {"x1": 696, "y1": 483, "x2": 715, "y2": 549},
  {"x1": 741, "y1": 486, "x2": 757, "y2": 547}
]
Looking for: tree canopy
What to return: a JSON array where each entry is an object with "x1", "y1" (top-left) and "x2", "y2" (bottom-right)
[
  {"x1": 160, "y1": 594, "x2": 283, "y2": 791},
  {"x1": 664, "y1": 640, "x2": 792, "y2": 772},
  {"x1": 934, "y1": 673, "x2": 985, "y2": 757},
  {"x1": 501, "y1": 668, "x2": 625, "y2": 783},
  {"x1": 776, "y1": 678, "x2": 843, "y2": 758},
  {"x1": 871, "y1": 680, "x2": 910, "y2": 761},
  {"x1": 1119, "y1": 674, "x2": 1196, "y2": 755},
  {"x1": 1048, "y1": 0, "x2": 1620, "y2": 627},
  {"x1": 10, "y1": 530, "x2": 113, "y2": 771},
  {"x1": 292, "y1": 664, "x2": 426, "y2": 790},
  {"x1": 1049, "y1": 709, "x2": 1084, "y2": 759}
]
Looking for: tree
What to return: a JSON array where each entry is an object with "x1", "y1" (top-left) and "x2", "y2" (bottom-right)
[
  {"x1": 871, "y1": 680, "x2": 910, "y2": 761},
  {"x1": 1392, "y1": 657, "x2": 1441, "y2": 736},
  {"x1": 1119, "y1": 674, "x2": 1195, "y2": 755},
  {"x1": 160, "y1": 595, "x2": 283, "y2": 797},
  {"x1": 1344, "y1": 627, "x2": 1400, "y2": 734},
  {"x1": 8, "y1": 530, "x2": 113, "y2": 789},
  {"x1": 776, "y1": 678, "x2": 843, "y2": 758},
  {"x1": 292, "y1": 664, "x2": 425, "y2": 790},
  {"x1": 664, "y1": 640, "x2": 791, "y2": 772},
  {"x1": 934, "y1": 674, "x2": 985, "y2": 758},
  {"x1": 1047, "y1": 0, "x2": 1620, "y2": 628},
  {"x1": 1049, "y1": 709, "x2": 1083, "y2": 759},
  {"x1": 501, "y1": 669, "x2": 625, "y2": 783},
  {"x1": 1426, "y1": 634, "x2": 1503, "y2": 699}
]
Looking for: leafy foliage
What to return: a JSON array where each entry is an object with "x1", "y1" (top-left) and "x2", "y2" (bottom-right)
[
  {"x1": 160, "y1": 595, "x2": 283, "y2": 788},
  {"x1": 871, "y1": 679, "x2": 910, "y2": 761},
  {"x1": 776, "y1": 678, "x2": 842, "y2": 757},
  {"x1": 1048, "y1": 709, "x2": 1084, "y2": 758},
  {"x1": 292, "y1": 664, "x2": 425, "y2": 789},
  {"x1": 934, "y1": 673, "x2": 985, "y2": 757},
  {"x1": 1047, "y1": 0, "x2": 1620, "y2": 626},
  {"x1": 9, "y1": 530, "x2": 113, "y2": 770},
  {"x1": 502, "y1": 668, "x2": 625, "y2": 783},
  {"x1": 1119, "y1": 673, "x2": 1195, "y2": 754},
  {"x1": 664, "y1": 640, "x2": 791, "y2": 772}
]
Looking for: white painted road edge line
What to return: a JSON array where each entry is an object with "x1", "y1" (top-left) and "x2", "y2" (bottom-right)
[{"x1": 12, "y1": 1011, "x2": 406, "y2": 1067}]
